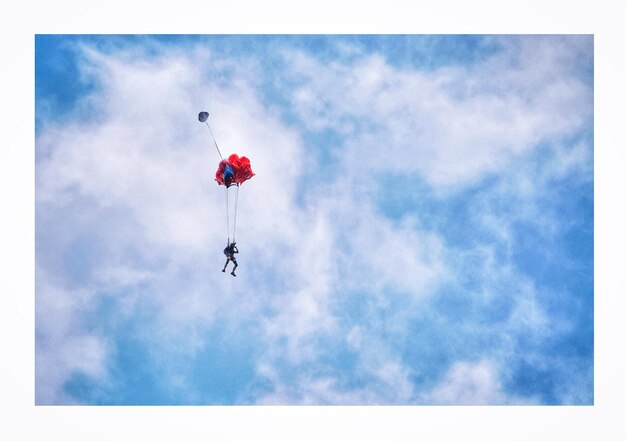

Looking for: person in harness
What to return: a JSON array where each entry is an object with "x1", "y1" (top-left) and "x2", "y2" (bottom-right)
[{"x1": 222, "y1": 241, "x2": 239, "y2": 276}]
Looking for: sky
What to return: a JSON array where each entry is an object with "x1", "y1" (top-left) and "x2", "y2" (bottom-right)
[{"x1": 34, "y1": 34, "x2": 594, "y2": 406}]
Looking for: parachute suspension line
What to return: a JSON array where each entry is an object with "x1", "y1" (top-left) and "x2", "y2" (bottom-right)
[
  {"x1": 204, "y1": 121, "x2": 223, "y2": 160},
  {"x1": 225, "y1": 186, "x2": 230, "y2": 244},
  {"x1": 233, "y1": 184, "x2": 240, "y2": 243}
]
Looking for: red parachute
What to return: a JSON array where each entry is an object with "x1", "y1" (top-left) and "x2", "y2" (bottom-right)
[
  {"x1": 215, "y1": 153, "x2": 255, "y2": 187},
  {"x1": 199, "y1": 111, "x2": 255, "y2": 246}
]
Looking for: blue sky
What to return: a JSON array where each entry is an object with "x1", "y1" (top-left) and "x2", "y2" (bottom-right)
[{"x1": 35, "y1": 34, "x2": 593, "y2": 405}]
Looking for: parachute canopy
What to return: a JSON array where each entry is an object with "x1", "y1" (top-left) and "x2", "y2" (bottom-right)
[
  {"x1": 215, "y1": 154, "x2": 255, "y2": 187},
  {"x1": 198, "y1": 111, "x2": 209, "y2": 122}
]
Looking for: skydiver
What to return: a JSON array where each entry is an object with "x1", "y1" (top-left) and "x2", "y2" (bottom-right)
[{"x1": 222, "y1": 241, "x2": 239, "y2": 276}]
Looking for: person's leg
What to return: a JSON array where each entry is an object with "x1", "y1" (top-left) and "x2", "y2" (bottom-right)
[
  {"x1": 231, "y1": 259, "x2": 238, "y2": 276},
  {"x1": 222, "y1": 258, "x2": 229, "y2": 272}
]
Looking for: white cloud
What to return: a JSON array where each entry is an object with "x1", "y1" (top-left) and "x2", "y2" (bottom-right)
[
  {"x1": 422, "y1": 359, "x2": 537, "y2": 405},
  {"x1": 35, "y1": 270, "x2": 109, "y2": 404},
  {"x1": 284, "y1": 35, "x2": 592, "y2": 190},
  {"x1": 345, "y1": 326, "x2": 416, "y2": 403},
  {"x1": 258, "y1": 209, "x2": 338, "y2": 363},
  {"x1": 339, "y1": 201, "x2": 447, "y2": 296},
  {"x1": 36, "y1": 41, "x2": 338, "y2": 401}
]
